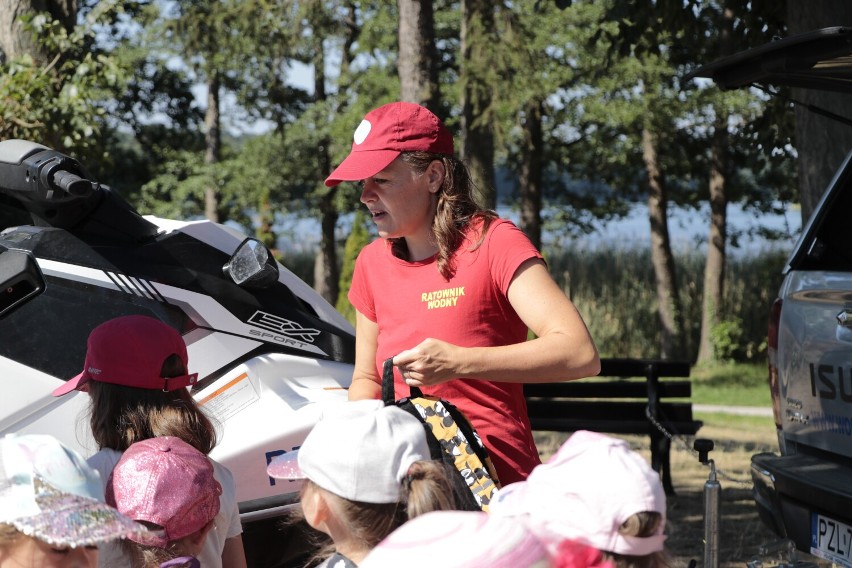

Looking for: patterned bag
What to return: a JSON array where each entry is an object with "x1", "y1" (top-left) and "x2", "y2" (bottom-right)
[{"x1": 380, "y1": 358, "x2": 500, "y2": 511}]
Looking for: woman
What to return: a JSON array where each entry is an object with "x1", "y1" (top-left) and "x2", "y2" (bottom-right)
[
  {"x1": 326, "y1": 101, "x2": 600, "y2": 484},
  {"x1": 51, "y1": 315, "x2": 247, "y2": 568}
]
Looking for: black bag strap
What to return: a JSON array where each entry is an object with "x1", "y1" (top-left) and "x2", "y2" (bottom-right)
[{"x1": 381, "y1": 357, "x2": 423, "y2": 405}]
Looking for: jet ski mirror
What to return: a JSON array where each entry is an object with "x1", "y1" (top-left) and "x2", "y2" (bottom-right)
[
  {"x1": 223, "y1": 238, "x2": 279, "y2": 288},
  {"x1": 0, "y1": 248, "x2": 45, "y2": 319}
]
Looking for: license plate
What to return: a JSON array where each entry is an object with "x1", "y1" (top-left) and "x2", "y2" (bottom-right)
[{"x1": 812, "y1": 513, "x2": 852, "y2": 567}]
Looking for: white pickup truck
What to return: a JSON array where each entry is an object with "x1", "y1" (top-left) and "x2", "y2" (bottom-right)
[
  {"x1": 0, "y1": 139, "x2": 355, "y2": 566},
  {"x1": 691, "y1": 26, "x2": 852, "y2": 567}
]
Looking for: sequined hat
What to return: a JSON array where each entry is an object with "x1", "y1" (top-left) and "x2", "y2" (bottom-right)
[
  {"x1": 106, "y1": 436, "x2": 221, "y2": 548},
  {"x1": 52, "y1": 315, "x2": 198, "y2": 397},
  {"x1": 0, "y1": 434, "x2": 144, "y2": 548},
  {"x1": 324, "y1": 101, "x2": 454, "y2": 187}
]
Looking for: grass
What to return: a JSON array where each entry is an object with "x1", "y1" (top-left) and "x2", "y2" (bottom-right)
[
  {"x1": 694, "y1": 412, "x2": 775, "y2": 431},
  {"x1": 689, "y1": 362, "x2": 772, "y2": 407}
]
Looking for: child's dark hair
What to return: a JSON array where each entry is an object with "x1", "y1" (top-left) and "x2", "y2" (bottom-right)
[{"x1": 87, "y1": 354, "x2": 217, "y2": 454}]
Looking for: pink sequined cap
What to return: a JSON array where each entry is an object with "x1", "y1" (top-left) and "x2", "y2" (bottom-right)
[{"x1": 106, "y1": 436, "x2": 221, "y2": 548}]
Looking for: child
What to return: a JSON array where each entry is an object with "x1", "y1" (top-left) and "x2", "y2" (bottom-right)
[
  {"x1": 266, "y1": 400, "x2": 457, "y2": 567},
  {"x1": 106, "y1": 436, "x2": 222, "y2": 568},
  {"x1": 489, "y1": 430, "x2": 671, "y2": 568},
  {"x1": 0, "y1": 433, "x2": 142, "y2": 568},
  {"x1": 52, "y1": 315, "x2": 246, "y2": 568},
  {"x1": 359, "y1": 510, "x2": 555, "y2": 568}
]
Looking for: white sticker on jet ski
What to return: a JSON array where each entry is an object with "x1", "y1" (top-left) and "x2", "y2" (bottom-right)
[{"x1": 196, "y1": 371, "x2": 260, "y2": 421}]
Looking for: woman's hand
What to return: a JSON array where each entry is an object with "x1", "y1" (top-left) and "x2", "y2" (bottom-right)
[{"x1": 393, "y1": 338, "x2": 463, "y2": 387}]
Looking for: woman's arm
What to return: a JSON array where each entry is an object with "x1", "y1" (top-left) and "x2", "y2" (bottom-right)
[
  {"x1": 394, "y1": 258, "x2": 600, "y2": 386},
  {"x1": 348, "y1": 310, "x2": 382, "y2": 400}
]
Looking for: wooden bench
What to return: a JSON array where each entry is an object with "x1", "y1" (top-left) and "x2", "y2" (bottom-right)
[{"x1": 524, "y1": 358, "x2": 703, "y2": 496}]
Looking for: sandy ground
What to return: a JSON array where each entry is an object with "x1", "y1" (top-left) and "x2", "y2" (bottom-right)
[{"x1": 533, "y1": 423, "x2": 831, "y2": 568}]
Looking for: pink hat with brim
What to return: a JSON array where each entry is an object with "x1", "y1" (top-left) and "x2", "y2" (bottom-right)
[
  {"x1": 324, "y1": 102, "x2": 454, "y2": 187},
  {"x1": 489, "y1": 430, "x2": 667, "y2": 557},
  {"x1": 52, "y1": 315, "x2": 197, "y2": 397},
  {"x1": 360, "y1": 510, "x2": 553, "y2": 568}
]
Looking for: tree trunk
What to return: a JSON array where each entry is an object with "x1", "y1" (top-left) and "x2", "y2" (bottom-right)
[
  {"x1": 786, "y1": 1, "x2": 852, "y2": 222},
  {"x1": 257, "y1": 190, "x2": 276, "y2": 252},
  {"x1": 397, "y1": 0, "x2": 438, "y2": 110},
  {"x1": 519, "y1": 99, "x2": 543, "y2": 250},
  {"x1": 313, "y1": 202, "x2": 338, "y2": 304},
  {"x1": 0, "y1": 0, "x2": 76, "y2": 65},
  {"x1": 643, "y1": 126, "x2": 682, "y2": 358},
  {"x1": 697, "y1": 4, "x2": 733, "y2": 364},
  {"x1": 697, "y1": 124, "x2": 728, "y2": 363},
  {"x1": 204, "y1": 71, "x2": 221, "y2": 223},
  {"x1": 312, "y1": 30, "x2": 338, "y2": 304},
  {"x1": 460, "y1": 0, "x2": 496, "y2": 209}
]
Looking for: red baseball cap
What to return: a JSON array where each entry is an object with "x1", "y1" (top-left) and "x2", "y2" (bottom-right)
[
  {"x1": 52, "y1": 315, "x2": 198, "y2": 396},
  {"x1": 324, "y1": 101, "x2": 454, "y2": 187}
]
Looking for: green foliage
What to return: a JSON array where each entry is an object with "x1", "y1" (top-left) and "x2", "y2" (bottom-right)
[
  {"x1": 0, "y1": 2, "x2": 131, "y2": 159},
  {"x1": 336, "y1": 210, "x2": 373, "y2": 325},
  {"x1": 710, "y1": 318, "x2": 746, "y2": 363},
  {"x1": 137, "y1": 141, "x2": 262, "y2": 231},
  {"x1": 547, "y1": 244, "x2": 787, "y2": 362}
]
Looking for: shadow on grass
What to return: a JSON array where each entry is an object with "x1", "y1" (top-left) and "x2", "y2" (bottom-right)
[{"x1": 666, "y1": 486, "x2": 785, "y2": 568}]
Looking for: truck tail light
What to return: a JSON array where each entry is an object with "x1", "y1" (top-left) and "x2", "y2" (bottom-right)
[{"x1": 767, "y1": 298, "x2": 783, "y2": 429}]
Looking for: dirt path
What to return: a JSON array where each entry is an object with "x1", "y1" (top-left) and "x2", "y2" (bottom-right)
[{"x1": 533, "y1": 424, "x2": 828, "y2": 568}]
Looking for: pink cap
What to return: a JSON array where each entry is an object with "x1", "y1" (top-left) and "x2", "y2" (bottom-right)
[
  {"x1": 360, "y1": 511, "x2": 553, "y2": 568},
  {"x1": 52, "y1": 315, "x2": 197, "y2": 396},
  {"x1": 489, "y1": 431, "x2": 667, "y2": 557},
  {"x1": 106, "y1": 436, "x2": 221, "y2": 548},
  {"x1": 324, "y1": 102, "x2": 454, "y2": 187}
]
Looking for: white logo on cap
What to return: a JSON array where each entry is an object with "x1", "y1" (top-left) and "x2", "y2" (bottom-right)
[{"x1": 353, "y1": 119, "x2": 372, "y2": 145}]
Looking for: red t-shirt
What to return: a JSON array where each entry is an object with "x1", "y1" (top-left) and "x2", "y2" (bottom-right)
[{"x1": 348, "y1": 218, "x2": 543, "y2": 484}]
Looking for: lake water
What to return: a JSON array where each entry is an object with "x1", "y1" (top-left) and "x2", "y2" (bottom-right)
[
  {"x1": 537, "y1": 202, "x2": 803, "y2": 258},
  {"x1": 275, "y1": 201, "x2": 803, "y2": 258}
]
